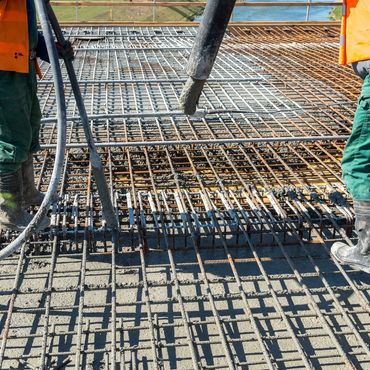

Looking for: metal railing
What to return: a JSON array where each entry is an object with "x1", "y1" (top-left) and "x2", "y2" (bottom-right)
[{"x1": 50, "y1": 1, "x2": 343, "y2": 24}]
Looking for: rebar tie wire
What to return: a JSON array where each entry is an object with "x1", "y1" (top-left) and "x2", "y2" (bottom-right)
[{"x1": 0, "y1": 0, "x2": 118, "y2": 260}]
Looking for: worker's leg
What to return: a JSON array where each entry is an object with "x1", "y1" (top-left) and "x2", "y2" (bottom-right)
[
  {"x1": 0, "y1": 70, "x2": 48, "y2": 231},
  {"x1": 0, "y1": 71, "x2": 33, "y2": 172},
  {"x1": 331, "y1": 74, "x2": 370, "y2": 272},
  {"x1": 0, "y1": 71, "x2": 35, "y2": 230},
  {"x1": 342, "y1": 74, "x2": 370, "y2": 200}
]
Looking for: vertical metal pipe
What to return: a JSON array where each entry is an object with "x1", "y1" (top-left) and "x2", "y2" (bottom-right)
[
  {"x1": 44, "y1": 1, "x2": 119, "y2": 230},
  {"x1": 306, "y1": 0, "x2": 312, "y2": 21}
]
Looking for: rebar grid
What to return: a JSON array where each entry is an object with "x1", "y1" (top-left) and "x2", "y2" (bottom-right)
[{"x1": 0, "y1": 25, "x2": 369, "y2": 370}]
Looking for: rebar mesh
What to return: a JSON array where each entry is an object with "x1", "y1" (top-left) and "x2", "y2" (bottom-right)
[{"x1": 0, "y1": 25, "x2": 369, "y2": 370}]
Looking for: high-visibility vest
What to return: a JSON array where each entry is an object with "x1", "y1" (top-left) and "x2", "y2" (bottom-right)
[
  {"x1": 340, "y1": 0, "x2": 370, "y2": 65},
  {"x1": 0, "y1": 0, "x2": 29, "y2": 73}
]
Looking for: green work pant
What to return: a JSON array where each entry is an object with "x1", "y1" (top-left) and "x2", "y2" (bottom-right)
[
  {"x1": 342, "y1": 74, "x2": 370, "y2": 200},
  {"x1": 0, "y1": 63, "x2": 41, "y2": 173}
]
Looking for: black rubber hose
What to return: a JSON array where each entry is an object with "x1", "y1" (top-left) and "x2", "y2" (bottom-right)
[{"x1": 0, "y1": 0, "x2": 67, "y2": 259}]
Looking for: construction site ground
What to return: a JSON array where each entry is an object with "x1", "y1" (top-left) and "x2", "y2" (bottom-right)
[{"x1": 0, "y1": 24, "x2": 369, "y2": 370}]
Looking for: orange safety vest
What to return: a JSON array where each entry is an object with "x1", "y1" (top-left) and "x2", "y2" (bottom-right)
[
  {"x1": 0, "y1": 0, "x2": 29, "y2": 73},
  {"x1": 339, "y1": 0, "x2": 370, "y2": 65}
]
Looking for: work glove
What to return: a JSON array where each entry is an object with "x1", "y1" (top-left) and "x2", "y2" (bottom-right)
[
  {"x1": 37, "y1": 33, "x2": 74, "y2": 63},
  {"x1": 56, "y1": 41, "x2": 75, "y2": 61},
  {"x1": 352, "y1": 60, "x2": 370, "y2": 80},
  {"x1": 36, "y1": 33, "x2": 49, "y2": 62}
]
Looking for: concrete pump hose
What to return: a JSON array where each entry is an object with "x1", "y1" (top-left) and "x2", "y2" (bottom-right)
[
  {"x1": 0, "y1": 0, "x2": 67, "y2": 260},
  {"x1": 179, "y1": 0, "x2": 236, "y2": 115}
]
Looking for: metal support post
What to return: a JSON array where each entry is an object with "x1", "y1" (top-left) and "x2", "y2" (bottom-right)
[{"x1": 44, "y1": 0, "x2": 119, "y2": 230}]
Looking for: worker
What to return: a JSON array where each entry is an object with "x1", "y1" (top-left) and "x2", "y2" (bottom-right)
[
  {"x1": 0, "y1": 0, "x2": 73, "y2": 231},
  {"x1": 331, "y1": 0, "x2": 370, "y2": 273}
]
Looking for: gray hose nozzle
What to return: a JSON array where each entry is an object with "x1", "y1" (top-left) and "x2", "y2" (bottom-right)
[{"x1": 179, "y1": 77, "x2": 206, "y2": 116}]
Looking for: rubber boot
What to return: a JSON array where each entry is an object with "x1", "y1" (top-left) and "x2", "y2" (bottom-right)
[
  {"x1": 0, "y1": 170, "x2": 49, "y2": 232},
  {"x1": 22, "y1": 154, "x2": 45, "y2": 207},
  {"x1": 331, "y1": 201, "x2": 370, "y2": 273}
]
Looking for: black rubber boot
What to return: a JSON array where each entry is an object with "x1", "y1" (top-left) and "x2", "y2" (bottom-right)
[
  {"x1": 331, "y1": 201, "x2": 370, "y2": 273},
  {"x1": 0, "y1": 170, "x2": 49, "y2": 232},
  {"x1": 22, "y1": 154, "x2": 45, "y2": 207}
]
